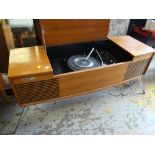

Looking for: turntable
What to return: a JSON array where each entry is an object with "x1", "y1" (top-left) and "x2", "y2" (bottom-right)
[{"x1": 8, "y1": 20, "x2": 155, "y2": 106}]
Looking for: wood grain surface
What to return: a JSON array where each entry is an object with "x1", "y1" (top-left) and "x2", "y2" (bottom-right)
[
  {"x1": 35, "y1": 19, "x2": 110, "y2": 46},
  {"x1": 8, "y1": 46, "x2": 53, "y2": 78},
  {"x1": 108, "y1": 35, "x2": 155, "y2": 57}
]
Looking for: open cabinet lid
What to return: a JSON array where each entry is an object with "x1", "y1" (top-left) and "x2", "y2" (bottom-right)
[{"x1": 34, "y1": 19, "x2": 110, "y2": 47}]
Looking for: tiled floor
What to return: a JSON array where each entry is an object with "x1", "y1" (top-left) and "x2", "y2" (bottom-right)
[{"x1": 0, "y1": 56, "x2": 155, "y2": 135}]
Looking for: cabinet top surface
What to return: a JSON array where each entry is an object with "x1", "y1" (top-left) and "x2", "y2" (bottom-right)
[
  {"x1": 108, "y1": 35, "x2": 155, "y2": 56},
  {"x1": 8, "y1": 46, "x2": 52, "y2": 78}
]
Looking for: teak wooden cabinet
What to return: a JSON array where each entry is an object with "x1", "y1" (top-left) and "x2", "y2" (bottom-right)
[{"x1": 8, "y1": 20, "x2": 155, "y2": 107}]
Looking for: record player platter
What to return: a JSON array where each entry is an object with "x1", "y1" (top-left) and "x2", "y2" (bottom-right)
[{"x1": 67, "y1": 55, "x2": 100, "y2": 71}]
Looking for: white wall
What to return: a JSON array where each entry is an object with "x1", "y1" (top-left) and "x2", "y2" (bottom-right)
[{"x1": 108, "y1": 19, "x2": 130, "y2": 37}]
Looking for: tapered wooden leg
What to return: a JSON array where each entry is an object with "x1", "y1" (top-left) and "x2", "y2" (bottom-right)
[
  {"x1": 0, "y1": 73, "x2": 9, "y2": 104},
  {"x1": 0, "y1": 90, "x2": 9, "y2": 104},
  {"x1": 2, "y1": 91, "x2": 10, "y2": 103}
]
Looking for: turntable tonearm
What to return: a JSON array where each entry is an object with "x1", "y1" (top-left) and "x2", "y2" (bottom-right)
[{"x1": 8, "y1": 20, "x2": 155, "y2": 106}]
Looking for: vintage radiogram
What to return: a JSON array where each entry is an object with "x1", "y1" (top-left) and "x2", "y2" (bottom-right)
[{"x1": 8, "y1": 20, "x2": 155, "y2": 106}]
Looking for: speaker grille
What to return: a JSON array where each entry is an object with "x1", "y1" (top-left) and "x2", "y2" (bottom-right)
[
  {"x1": 15, "y1": 79, "x2": 59, "y2": 105},
  {"x1": 124, "y1": 59, "x2": 150, "y2": 80}
]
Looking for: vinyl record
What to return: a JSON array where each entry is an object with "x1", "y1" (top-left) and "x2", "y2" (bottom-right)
[{"x1": 67, "y1": 55, "x2": 100, "y2": 71}]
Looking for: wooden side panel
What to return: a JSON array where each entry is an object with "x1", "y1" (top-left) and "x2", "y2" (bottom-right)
[
  {"x1": 34, "y1": 20, "x2": 43, "y2": 45},
  {"x1": 3, "y1": 25, "x2": 15, "y2": 50},
  {"x1": 36, "y1": 19, "x2": 110, "y2": 46},
  {"x1": 0, "y1": 24, "x2": 14, "y2": 73},
  {"x1": 59, "y1": 63, "x2": 128, "y2": 97}
]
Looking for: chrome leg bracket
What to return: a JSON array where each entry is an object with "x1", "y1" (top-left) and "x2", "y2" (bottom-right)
[
  {"x1": 8, "y1": 106, "x2": 30, "y2": 135},
  {"x1": 138, "y1": 77, "x2": 146, "y2": 94},
  {"x1": 120, "y1": 78, "x2": 145, "y2": 95}
]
